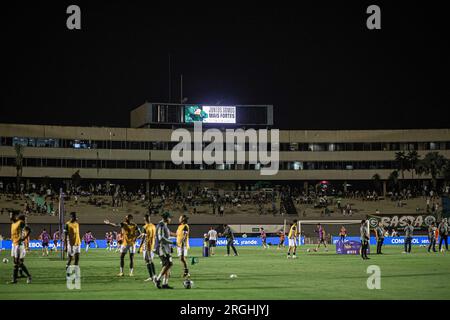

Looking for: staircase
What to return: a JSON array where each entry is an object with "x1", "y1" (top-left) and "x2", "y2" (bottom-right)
[{"x1": 281, "y1": 196, "x2": 298, "y2": 215}]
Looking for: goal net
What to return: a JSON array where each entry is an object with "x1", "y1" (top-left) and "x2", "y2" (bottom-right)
[{"x1": 296, "y1": 220, "x2": 364, "y2": 246}]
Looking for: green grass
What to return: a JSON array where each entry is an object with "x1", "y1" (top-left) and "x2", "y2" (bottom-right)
[{"x1": 1, "y1": 245, "x2": 449, "y2": 300}]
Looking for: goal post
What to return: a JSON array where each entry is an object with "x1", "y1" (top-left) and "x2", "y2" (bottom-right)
[
  {"x1": 297, "y1": 220, "x2": 362, "y2": 246},
  {"x1": 58, "y1": 189, "x2": 65, "y2": 260}
]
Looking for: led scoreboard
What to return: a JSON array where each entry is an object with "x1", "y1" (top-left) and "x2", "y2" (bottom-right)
[
  {"x1": 130, "y1": 102, "x2": 273, "y2": 128},
  {"x1": 184, "y1": 105, "x2": 236, "y2": 124}
]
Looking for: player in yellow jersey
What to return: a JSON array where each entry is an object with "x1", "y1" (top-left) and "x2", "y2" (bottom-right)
[
  {"x1": 104, "y1": 214, "x2": 140, "y2": 277},
  {"x1": 138, "y1": 214, "x2": 157, "y2": 282},
  {"x1": 176, "y1": 214, "x2": 190, "y2": 278},
  {"x1": 9, "y1": 211, "x2": 32, "y2": 284},
  {"x1": 287, "y1": 220, "x2": 298, "y2": 259},
  {"x1": 64, "y1": 212, "x2": 81, "y2": 269}
]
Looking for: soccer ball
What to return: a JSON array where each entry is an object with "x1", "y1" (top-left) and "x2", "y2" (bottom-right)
[
  {"x1": 230, "y1": 274, "x2": 237, "y2": 279},
  {"x1": 306, "y1": 248, "x2": 311, "y2": 253},
  {"x1": 2, "y1": 258, "x2": 8, "y2": 264},
  {"x1": 183, "y1": 279, "x2": 193, "y2": 289}
]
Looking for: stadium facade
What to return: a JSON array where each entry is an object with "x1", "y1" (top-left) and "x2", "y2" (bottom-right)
[{"x1": 1, "y1": 103, "x2": 449, "y2": 193}]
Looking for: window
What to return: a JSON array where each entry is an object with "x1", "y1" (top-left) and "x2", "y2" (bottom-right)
[{"x1": 13, "y1": 137, "x2": 29, "y2": 147}]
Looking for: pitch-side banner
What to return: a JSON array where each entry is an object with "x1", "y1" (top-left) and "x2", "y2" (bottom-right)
[
  {"x1": 367, "y1": 214, "x2": 437, "y2": 231},
  {"x1": 335, "y1": 239, "x2": 369, "y2": 255},
  {"x1": 332, "y1": 236, "x2": 432, "y2": 246},
  {"x1": 0, "y1": 237, "x2": 305, "y2": 250}
]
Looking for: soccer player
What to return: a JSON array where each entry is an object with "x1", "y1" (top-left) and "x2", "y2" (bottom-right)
[
  {"x1": 138, "y1": 214, "x2": 157, "y2": 282},
  {"x1": 9, "y1": 212, "x2": 32, "y2": 284},
  {"x1": 314, "y1": 223, "x2": 328, "y2": 252},
  {"x1": 427, "y1": 222, "x2": 437, "y2": 253},
  {"x1": 39, "y1": 228, "x2": 50, "y2": 256},
  {"x1": 154, "y1": 211, "x2": 176, "y2": 289},
  {"x1": 23, "y1": 231, "x2": 30, "y2": 253},
  {"x1": 375, "y1": 222, "x2": 385, "y2": 254},
  {"x1": 85, "y1": 231, "x2": 98, "y2": 252},
  {"x1": 176, "y1": 214, "x2": 190, "y2": 278},
  {"x1": 83, "y1": 231, "x2": 92, "y2": 253},
  {"x1": 260, "y1": 227, "x2": 268, "y2": 249},
  {"x1": 277, "y1": 230, "x2": 285, "y2": 249},
  {"x1": 52, "y1": 229, "x2": 60, "y2": 252},
  {"x1": 115, "y1": 231, "x2": 123, "y2": 252},
  {"x1": 105, "y1": 232, "x2": 113, "y2": 251},
  {"x1": 287, "y1": 220, "x2": 298, "y2": 259},
  {"x1": 438, "y1": 218, "x2": 448, "y2": 252},
  {"x1": 91, "y1": 232, "x2": 99, "y2": 248},
  {"x1": 221, "y1": 224, "x2": 238, "y2": 256},
  {"x1": 360, "y1": 220, "x2": 370, "y2": 260},
  {"x1": 104, "y1": 214, "x2": 140, "y2": 277},
  {"x1": 207, "y1": 226, "x2": 218, "y2": 256},
  {"x1": 339, "y1": 225, "x2": 347, "y2": 242},
  {"x1": 64, "y1": 212, "x2": 81, "y2": 270},
  {"x1": 403, "y1": 220, "x2": 414, "y2": 254}
]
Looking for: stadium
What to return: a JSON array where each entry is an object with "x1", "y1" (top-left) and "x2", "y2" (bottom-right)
[
  {"x1": 1, "y1": 2, "x2": 449, "y2": 308},
  {"x1": 1, "y1": 103, "x2": 449, "y2": 299}
]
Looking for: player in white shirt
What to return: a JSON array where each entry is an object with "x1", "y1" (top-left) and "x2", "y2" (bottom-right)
[{"x1": 207, "y1": 227, "x2": 218, "y2": 256}]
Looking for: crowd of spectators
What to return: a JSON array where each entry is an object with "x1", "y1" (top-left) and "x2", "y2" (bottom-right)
[{"x1": 0, "y1": 179, "x2": 447, "y2": 218}]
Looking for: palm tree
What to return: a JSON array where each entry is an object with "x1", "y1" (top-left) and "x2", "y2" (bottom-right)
[
  {"x1": 416, "y1": 152, "x2": 446, "y2": 191},
  {"x1": 442, "y1": 159, "x2": 450, "y2": 190},
  {"x1": 372, "y1": 173, "x2": 382, "y2": 194},
  {"x1": 388, "y1": 170, "x2": 399, "y2": 192},
  {"x1": 14, "y1": 144, "x2": 24, "y2": 192},
  {"x1": 395, "y1": 151, "x2": 408, "y2": 189},
  {"x1": 406, "y1": 150, "x2": 420, "y2": 180},
  {"x1": 71, "y1": 170, "x2": 82, "y2": 188}
]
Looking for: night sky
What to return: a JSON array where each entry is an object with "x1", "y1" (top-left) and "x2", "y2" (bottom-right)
[{"x1": 2, "y1": 1, "x2": 449, "y2": 130}]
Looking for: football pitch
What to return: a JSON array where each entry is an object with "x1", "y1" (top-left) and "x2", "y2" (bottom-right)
[{"x1": 1, "y1": 245, "x2": 449, "y2": 300}]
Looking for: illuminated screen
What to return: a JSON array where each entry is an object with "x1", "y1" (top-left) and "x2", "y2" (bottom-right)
[{"x1": 184, "y1": 105, "x2": 236, "y2": 123}]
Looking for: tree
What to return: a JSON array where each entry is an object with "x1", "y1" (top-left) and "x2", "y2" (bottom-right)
[
  {"x1": 416, "y1": 152, "x2": 447, "y2": 191},
  {"x1": 395, "y1": 151, "x2": 408, "y2": 189},
  {"x1": 388, "y1": 170, "x2": 399, "y2": 192},
  {"x1": 406, "y1": 150, "x2": 420, "y2": 180},
  {"x1": 442, "y1": 159, "x2": 450, "y2": 189},
  {"x1": 71, "y1": 170, "x2": 82, "y2": 188},
  {"x1": 14, "y1": 144, "x2": 24, "y2": 192},
  {"x1": 372, "y1": 173, "x2": 382, "y2": 194}
]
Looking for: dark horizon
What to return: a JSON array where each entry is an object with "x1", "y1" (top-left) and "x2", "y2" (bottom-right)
[{"x1": 2, "y1": 1, "x2": 449, "y2": 130}]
